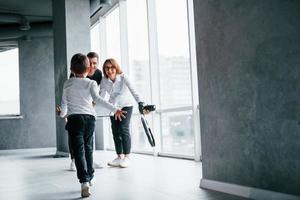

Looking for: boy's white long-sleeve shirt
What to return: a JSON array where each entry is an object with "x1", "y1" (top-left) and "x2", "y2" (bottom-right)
[
  {"x1": 99, "y1": 74, "x2": 143, "y2": 107},
  {"x1": 60, "y1": 77, "x2": 118, "y2": 118}
]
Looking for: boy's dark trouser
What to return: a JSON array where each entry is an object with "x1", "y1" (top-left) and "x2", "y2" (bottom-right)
[
  {"x1": 110, "y1": 106, "x2": 133, "y2": 155},
  {"x1": 67, "y1": 114, "x2": 95, "y2": 183}
]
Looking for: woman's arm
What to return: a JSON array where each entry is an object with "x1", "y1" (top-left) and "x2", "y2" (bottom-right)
[{"x1": 123, "y1": 75, "x2": 143, "y2": 103}]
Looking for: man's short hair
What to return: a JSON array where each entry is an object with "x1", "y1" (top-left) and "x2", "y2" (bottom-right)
[
  {"x1": 87, "y1": 52, "x2": 99, "y2": 60},
  {"x1": 70, "y1": 53, "x2": 89, "y2": 74}
]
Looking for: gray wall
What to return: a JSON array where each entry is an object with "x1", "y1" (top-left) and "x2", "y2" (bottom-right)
[
  {"x1": 0, "y1": 38, "x2": 56, "y2": 149},
  {"x1": 194, "y1": 0, "x2": 300, "y2": 196}
]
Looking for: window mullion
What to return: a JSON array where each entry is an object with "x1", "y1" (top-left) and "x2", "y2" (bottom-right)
[
  {"x1": 119, "y1": 0, "x2": 130, "y2": 75},
  {"x1": 146, "y1": 0, "x2": 161, "y2": 155},
  {"x1": 187, "y1": 0, "x2": 201, "y2": 161},
  {"x1": 98, "y1": 16, "x2": 107, "y2": 65}
]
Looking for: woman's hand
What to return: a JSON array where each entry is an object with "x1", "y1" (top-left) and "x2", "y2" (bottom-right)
[
  {"x1": 138, "y1": 102, "x2": 150, "y2": 115},
  {"x1": 138, "y1": 102, "x2": 145, "y2": 114},
  {"x1": 114, "y1": 109, "x2": 127, "y2": 121},
  {"x1": 143, "y1": 109, "x2": 150, "y2": 115}
]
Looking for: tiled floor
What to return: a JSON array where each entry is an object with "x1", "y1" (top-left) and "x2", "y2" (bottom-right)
[{"x1": 0, "y1": 148, "x2": 249, "y2": 200}]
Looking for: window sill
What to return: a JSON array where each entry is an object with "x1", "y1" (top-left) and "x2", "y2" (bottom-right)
[{"x1": 0, "y1": 115, "x2": 23, "y2": 120}]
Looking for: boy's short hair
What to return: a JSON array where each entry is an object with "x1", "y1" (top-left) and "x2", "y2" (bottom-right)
[
  {"x1": 87, "y1": 52, "x2": 99, "y2": 60},
  {"x1": 70, "y1": 53, "x2": 89, "y2": 74}
]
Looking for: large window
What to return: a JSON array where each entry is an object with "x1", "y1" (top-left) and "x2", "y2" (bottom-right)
[
  {"x1": 90, "y1": 23, "x2": 100, "y2": 53},
  {"x1": 0, "y1": 48, "x2": 20, "y2": 115},
  {"x1": 127, "y1": 0, "x2": 152, "y2": 152},
  {"x1": 156, "y1": 0, "x2": 192, "y2": 108},
  {"x1": 155, "y1": 0, "x2": 194, "y2": 156},
  {"x1": 92, "y1": 0, "x2": 199, "y2": 159},
  {"x1": 161, "y1": 110, "x2": 194, "y2": 155},
  {"x1": 127, "y1": 0, "x2": 151, "y2": 103},
  {"x1": 105, "y1": 7, "x2": 121, "y2": 63}
]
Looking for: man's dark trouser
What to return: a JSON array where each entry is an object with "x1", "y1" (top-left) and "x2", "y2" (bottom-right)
[
  {"x1": 110, "y1": 106, "x2": 133, "y2": 155},
  {"x1": 66, "y1": 114, "x2": 95, "y2": 183},
  {"x1": 68, "y1": 135, "x2": 74, "y2": 159}
]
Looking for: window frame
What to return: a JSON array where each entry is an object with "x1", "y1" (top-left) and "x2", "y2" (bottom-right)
[{"x1": 94, "y1": 0, "x2": 200, "y2": 160}]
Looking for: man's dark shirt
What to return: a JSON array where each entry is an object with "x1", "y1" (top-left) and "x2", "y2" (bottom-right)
[{"x1": 70, "y1": 69, "x2": 102, "y2": 85}]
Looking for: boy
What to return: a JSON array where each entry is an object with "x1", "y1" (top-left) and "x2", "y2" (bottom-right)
[
  {"x1": 56, "y1": 53, "x2": 125, "y2": 198},
  {"x1": 68, "y1": 52, "x2": 103, "y2": 171}
]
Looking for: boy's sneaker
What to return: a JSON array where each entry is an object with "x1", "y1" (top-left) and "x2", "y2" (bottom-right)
[
  {"x1": 69, "y1": 159, "x2": 76, "y2": 171},
  {"x1": 107, "y1": 157, "x2": 121, "y2": 167},
  {"x1": 81, "y1": 182, "x2": 91, "y2": 198},
  {"x1": 120, "y1": 157, "x2": 130, "y2": 168},
  {"x1": 89, "y1": 177, "x2": 96, "y2": 186},
  {"x1": 93, "y1": 161, "x2": 104, "y2": 169}
]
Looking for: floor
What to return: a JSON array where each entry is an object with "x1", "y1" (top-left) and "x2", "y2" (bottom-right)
[{"x1": 0, "y1": 148, "x2": 249, "y2": 200}]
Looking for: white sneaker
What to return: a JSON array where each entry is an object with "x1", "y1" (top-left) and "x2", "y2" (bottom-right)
[
  {"x1": 81, "y1": 182, "x2": 91, "y2": 198},
  {"x1": 93, "y1": 161, "x2": 104, "y2": 169},
  {"x1": 107, "y1": 157, "x2": 121, "y2": 167},
  {"x1": 120, "y1": 157, "x2": 130, "y2": 168},
  {"x1": 69, "y1": 159, "x2": 76, "y2": 171}
]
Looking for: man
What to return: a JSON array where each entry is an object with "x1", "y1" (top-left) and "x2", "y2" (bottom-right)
[
  {"x1": 68, "y1": 52, "x2": 104, "y2": 171},
  {"x1": 86, "y1": 52, "x2": 102, "y2": 85}
]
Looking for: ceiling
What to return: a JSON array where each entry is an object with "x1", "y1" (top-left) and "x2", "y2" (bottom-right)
[
  {"x1": 0, "y1": 0, "x2": 52, "y2": 52},
  {"x1": 0, "y1": 0, "x2": 52, "y2": 25},
  {"x1": 0, "y1": 0, "x2": 119, "y2": 26},
  {"x1": 0, "y1": 0, "x2": 118, "y2": 52}
]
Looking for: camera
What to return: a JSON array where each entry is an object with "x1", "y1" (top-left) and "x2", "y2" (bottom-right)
[
  {"x1": 139, "y1": 102, "x2": 156, "y2": 114},
  {"x1": 143, "y1": 104, "x2": 156, "y2": 112}
]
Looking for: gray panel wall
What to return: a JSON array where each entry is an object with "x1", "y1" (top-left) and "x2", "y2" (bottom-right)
[
  {"x1": 194, "y1": 0, "x2": 300, "y2": 196},
  {"x1": 0, "y1": 38, "x2": 55, "y2": 149}
]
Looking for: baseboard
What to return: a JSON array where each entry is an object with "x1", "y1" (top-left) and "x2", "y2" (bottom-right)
[
  {"x1": 200, "y1": 179, "x2": 300, "y2": 200},
  {"x1": 54, "y1": 150, "x2": 69, "y2": 158},
  {"x1": 0, "y1": 147, "x2": 56, "y2": 155}
]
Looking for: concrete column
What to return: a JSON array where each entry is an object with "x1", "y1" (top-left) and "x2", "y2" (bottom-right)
[
  {"x1": 53, "y1": 0, "x2": 91, "y2": 156},
  {"x1": 194, "y1": 0, "x2": 300, "y2": 198}
]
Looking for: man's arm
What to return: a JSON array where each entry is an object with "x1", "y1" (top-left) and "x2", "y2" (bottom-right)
[{"x1": 58, "y1": 83, "x2": 68, "y2": 117}]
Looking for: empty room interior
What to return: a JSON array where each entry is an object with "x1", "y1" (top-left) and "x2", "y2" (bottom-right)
[{"x1": 0, "y1": 0, "x2": 299, "y2": 199}]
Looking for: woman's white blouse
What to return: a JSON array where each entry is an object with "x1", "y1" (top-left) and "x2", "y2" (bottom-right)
[{"x1": 99, "y1": 74, "x2": 143, "y2": 107}]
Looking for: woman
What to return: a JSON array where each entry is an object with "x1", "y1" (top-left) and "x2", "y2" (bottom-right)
[{"x1": 100, "y1": 58, "x2": 148, "y2": 168}]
